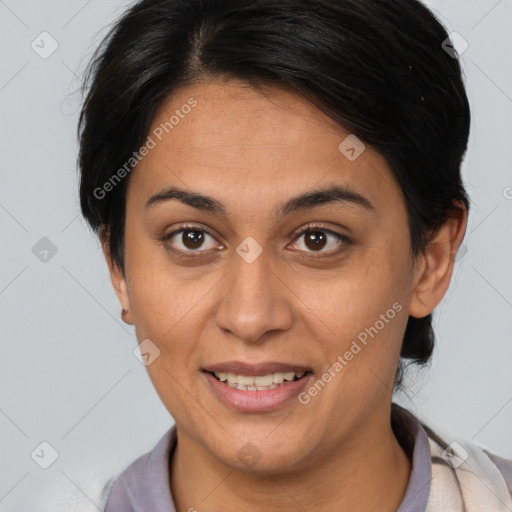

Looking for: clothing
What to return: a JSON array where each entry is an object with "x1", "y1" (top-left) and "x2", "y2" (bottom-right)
[{"x1": 102, "y1": 403, "x2": 512, "y2": 511}]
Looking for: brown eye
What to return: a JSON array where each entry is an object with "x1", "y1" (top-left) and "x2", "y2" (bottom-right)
[
  {"x1": 291, "y1": 225, "x2": 351, "y2": 255},
  {"x1": 303, "y1": 230, "x2": 328, "y2": 251},
  {"x1": 181, "y1": 229, "x2": 205, "y2": 250},
  {"x1": 162, "y1": 226, "x2": 221, "y2": 255}
]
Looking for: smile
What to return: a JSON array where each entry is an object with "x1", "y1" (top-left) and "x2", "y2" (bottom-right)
[
  {"x1": 208, "y1": 370, "x2": 307, "y2": 391},
  {"x1": 202, "y1": 370, "x2": 313, "y2": 412}
]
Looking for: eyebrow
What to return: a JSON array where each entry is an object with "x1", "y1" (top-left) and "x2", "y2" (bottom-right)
[{"x1": 143, "y1": 183, "x2": 376, "y2": 219}]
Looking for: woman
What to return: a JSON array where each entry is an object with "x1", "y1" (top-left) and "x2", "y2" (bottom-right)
[{"x1": 77, "y1": 0, "x2": 512, "y2": 510}]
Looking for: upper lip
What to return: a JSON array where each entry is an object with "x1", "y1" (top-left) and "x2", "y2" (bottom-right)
[{"x1": 203, "y1": 361, "x2": 312, "y2": 376}]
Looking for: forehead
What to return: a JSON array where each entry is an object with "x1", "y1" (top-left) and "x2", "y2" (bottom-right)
[{"x1": 128, "y1": 79, "x2": 403, "y2": 215}]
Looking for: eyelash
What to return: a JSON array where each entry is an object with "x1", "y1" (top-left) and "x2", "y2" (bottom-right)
[{"x1": 160, "y1": 222, "x2": 351, "y2": 259}]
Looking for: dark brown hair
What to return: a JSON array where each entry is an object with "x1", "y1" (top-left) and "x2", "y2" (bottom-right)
[{"x1": 77, "y1": 0, "x2": 471, "y2": 391}]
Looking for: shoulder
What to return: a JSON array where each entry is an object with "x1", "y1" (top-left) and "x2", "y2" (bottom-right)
[
  {"x1": 103, "y1": 447, "x2": 160, "y2": 512},
  {"x1": 483, "y1": 448, "x2": 512, "y2": 495},
  {"x1": 104, "y1": 426, "x2": 177, "y2": 511},
  {"x1": 392, "y1": 404, "x2": 512, "y2": 507},
  {"x1": 422, "y1": 421, "x2": 512, "y2": 501},
  {"x1": 427, "y1": 431, "x2": 512, "y2": 493},
  {"x1": 103, "y1": 449, "x2": 154, "y2": 510}
]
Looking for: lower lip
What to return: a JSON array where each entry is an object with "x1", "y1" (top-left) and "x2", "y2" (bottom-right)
[{"x1": 202, "y1": 371, "x2": 312, "y2": 412}]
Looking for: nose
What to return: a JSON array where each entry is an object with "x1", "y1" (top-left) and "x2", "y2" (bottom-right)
[{"x1": 214, "y1": 245, "x2": 294, "y2": 344}]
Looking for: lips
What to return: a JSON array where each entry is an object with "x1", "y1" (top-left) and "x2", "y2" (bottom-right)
[
  {"x1": 202, "y1": 361, "x2": 312, "y2": 376},
  {"x1": 203, "y1": 368, "x2": 313, "y2": 412}
]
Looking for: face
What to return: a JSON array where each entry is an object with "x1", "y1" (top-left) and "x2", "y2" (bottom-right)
[{"x1": 106, "y1": 78, "x2": 434, "y2": 473}]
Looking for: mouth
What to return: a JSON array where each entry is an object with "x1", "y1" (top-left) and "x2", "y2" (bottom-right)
[
  {"x1": 202, "y1": 368, "x2": 313, "y2": 412},
  {"x1": 201, "y1": 360, "x2": 314, "y2": 411},
  {"x1": 203, "y1": 369, "x2": 312, "y2": 391}
]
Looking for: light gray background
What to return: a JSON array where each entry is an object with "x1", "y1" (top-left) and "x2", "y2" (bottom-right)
[{"x1": 1, "y1": 0, "x2": 511, "y2": 510}]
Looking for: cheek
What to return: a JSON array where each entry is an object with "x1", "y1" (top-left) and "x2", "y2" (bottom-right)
[
  {"x1": 292, "y1": 248, "x2": 409, "y2": 377},
  {"x1": 123, "y1": 231, "x2": 187, "y2": 338},
  {"x1": 129, "y1": 271, "x2": 204, "y2": 347},
  {"x1": 124, "y1": 233, "x2": 222, "y2": 367}
]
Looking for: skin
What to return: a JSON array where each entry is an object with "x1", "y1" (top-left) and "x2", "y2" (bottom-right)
[{"x1": 102, "y1": 77, "x2": 467, "y2": 512}]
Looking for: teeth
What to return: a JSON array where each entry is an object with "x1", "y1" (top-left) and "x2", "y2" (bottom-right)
[
  {"x1": 254, "y1": 374, "x2": 273, "y2": 386},
  {"x1": 213, "y1": 370, "x2": 307, "y2": 386},
  {"x1": 226, "y1": 372, "x2": 238, "y2": 384}
]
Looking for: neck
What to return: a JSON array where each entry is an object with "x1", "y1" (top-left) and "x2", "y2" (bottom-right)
[{"x1": 170, "y1": 404, "x2": 412, "y2": 512}]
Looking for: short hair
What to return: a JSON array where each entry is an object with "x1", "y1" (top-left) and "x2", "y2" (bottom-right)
[{"x1": 77, "y1": 0, "x2": 471, "y2": 392}]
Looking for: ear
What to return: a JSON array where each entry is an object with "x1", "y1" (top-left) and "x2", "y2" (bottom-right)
[
  {"x1": 100, "y1": 227, "x2": 134, "y2": 325},
  {"x1": 409, "y1": 201, "x2": 468, "y2": 319}
]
